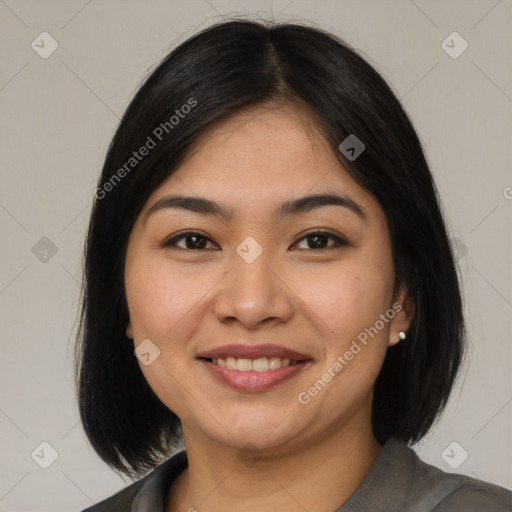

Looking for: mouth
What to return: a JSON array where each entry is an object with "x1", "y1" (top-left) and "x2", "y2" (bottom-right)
[
  {"x1": 197, "y1": 344, "x2": 312, "y2": 391},
  {"x1": 205, "y1": 356, "x2": 303, "y2": 371}
]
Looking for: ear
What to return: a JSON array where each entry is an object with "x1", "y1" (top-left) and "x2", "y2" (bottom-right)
[
  {"x1": 126, "y1": 321, "x2": 133, "y2": 340},
  {"x1": 388, "y1": 286, "x2": 415, "y2": 347}
]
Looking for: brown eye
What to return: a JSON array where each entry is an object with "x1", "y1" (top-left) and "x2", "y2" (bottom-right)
[
  {"x1": 293, "y1": 231, "x2": 347, "y2": 250},
  {"x1": 162, "y1": 231, "x2": 218, "y2": 250}
]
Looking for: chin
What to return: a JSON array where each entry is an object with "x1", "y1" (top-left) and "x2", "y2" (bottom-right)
[{"x1": 205, "y1": 409, "x2": 307, "y2": 451}]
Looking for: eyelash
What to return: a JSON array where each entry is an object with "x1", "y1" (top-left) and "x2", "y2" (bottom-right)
[{"x1": 161, "y1": 229, "x2": 348, "y2": 251}]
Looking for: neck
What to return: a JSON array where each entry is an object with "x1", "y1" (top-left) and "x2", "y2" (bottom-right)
[{"x1": 166, "y1": 415, "x2": 381, "y2": 512}]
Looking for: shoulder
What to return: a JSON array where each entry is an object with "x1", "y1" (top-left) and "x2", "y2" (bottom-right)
[
  {"x1": 342, "y1": 439, "x2": 512, "y2": 512},
  {"x1": 388, "y1": 440, "x2": 512, "y2": 512},
  {"x1": 431, "y1": 475, "x2": 512, "y2": 511},
  {"x1": 80, "y1": 478, "x2": 145, "y2": 512},
  {"x1": 80, "y1": 451, "x2": 188, "y2": 512}
]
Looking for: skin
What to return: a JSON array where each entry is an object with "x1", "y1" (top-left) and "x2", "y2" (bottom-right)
[{"x1": 124, "y1": 102, "x2": 413, "y2": 511}]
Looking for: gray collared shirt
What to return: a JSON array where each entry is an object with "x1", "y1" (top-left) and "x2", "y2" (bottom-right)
[{"x1": 82, "y1": 438, "x2": 512, "y2": 511}]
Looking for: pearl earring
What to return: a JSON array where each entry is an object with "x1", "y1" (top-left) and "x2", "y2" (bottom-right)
[{"x1": 398, "y1": 331, "x2": 406, "y2": 341}]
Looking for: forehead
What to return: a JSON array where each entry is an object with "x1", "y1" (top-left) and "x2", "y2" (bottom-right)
[
  {"x1": 177, "y1": 103, "x2": 339, "y2": 184},
  {"x1": 144, "y1": 103, "x2": 381, "y2": 222}
]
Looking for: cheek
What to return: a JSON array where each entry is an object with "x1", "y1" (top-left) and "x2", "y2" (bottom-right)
[
  {"x1": 125, "y1": 259, "x2": 212, "y2": 416},
  {"x1": 125, "y1": 256, "x2": 223, "y2": 340},
  {"x1": 292, "y1": 256, "x2": 393, "y2": 344}
]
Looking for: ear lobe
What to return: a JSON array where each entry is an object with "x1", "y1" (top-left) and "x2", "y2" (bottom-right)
[
  {"x1": 389, "y1": 287, "x2": 415, "y2": 347},
  {"x1": 126, "y1": 322, "x2": 133, "y2": 339},
  {"x1": 388, "y1": 330, "x2": 407, "y2": 347}
]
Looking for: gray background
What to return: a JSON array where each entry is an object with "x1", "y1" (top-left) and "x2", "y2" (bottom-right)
[{"x1": 1, "y1": 0, "x2": 511, "y2": 510}]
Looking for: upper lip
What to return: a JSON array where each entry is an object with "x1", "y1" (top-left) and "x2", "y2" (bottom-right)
[{"x1": 197, "y1": 343, "x2": 311, "y2": 361}]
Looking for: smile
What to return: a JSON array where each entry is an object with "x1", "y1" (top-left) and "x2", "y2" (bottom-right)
[
  {"x1": 208, "y1": 356, "x2": 301, "y2": 372},
  {"x1": 197, "y1": 343, "x2": 312, "y2": 391}
]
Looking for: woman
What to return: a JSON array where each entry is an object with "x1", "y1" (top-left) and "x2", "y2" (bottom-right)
[{"x1": 76, "y1": 19, "x2": 512, "y2": 511}]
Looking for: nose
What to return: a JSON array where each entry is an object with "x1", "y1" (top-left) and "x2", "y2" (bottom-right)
[{"x1": 213, "y1": 245, "x2": 294, "y2": 330}]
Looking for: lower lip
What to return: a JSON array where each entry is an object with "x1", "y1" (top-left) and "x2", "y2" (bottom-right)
[{"x1": 200, "y1": 359, "x2": 310, "y2": 391}]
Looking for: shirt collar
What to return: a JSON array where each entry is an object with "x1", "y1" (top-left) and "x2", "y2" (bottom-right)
[
  {"x1": 132, "y1": 450, "x2": 188, "y2": 512},
  {"x1": 129, "y1": 439, "x2": 409, "y2": 512}
]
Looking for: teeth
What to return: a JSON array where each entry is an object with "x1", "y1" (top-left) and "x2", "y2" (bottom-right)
[
  {"x1": 237, "y1": 358, "x2": 253, "y2": 371},
  {"x1": 225, "y1": 356, "x2": 237, "y2": 370},
  {"x1": 270, "y1": 357, "x2": 289, "y2": 369},
  {"x1": 253, "y1": 357, "x2": 270, "y2": 372},
  {"x1": 212, "y1": 356, "x2": 298, "y2": 371}
]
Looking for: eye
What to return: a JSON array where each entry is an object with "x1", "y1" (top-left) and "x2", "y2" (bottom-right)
[
  {"x1": 161, "y1": 229, "x2": 347, "y2": 251},
  {"x1": 162, "y1": 230, "x2": 218, "y2": 250},
  {"x1": 292, "y1": 230, "x2": 347, "y2": 250}
]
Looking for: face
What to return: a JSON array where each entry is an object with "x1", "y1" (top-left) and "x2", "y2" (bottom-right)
[{"x1": 124, "y1": 103, "x2": 411, "y2": 453}]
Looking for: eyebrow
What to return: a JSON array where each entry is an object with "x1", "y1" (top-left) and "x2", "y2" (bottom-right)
[{"x1": 143, "y1": 192, "x2": 367, "y2": 224}]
